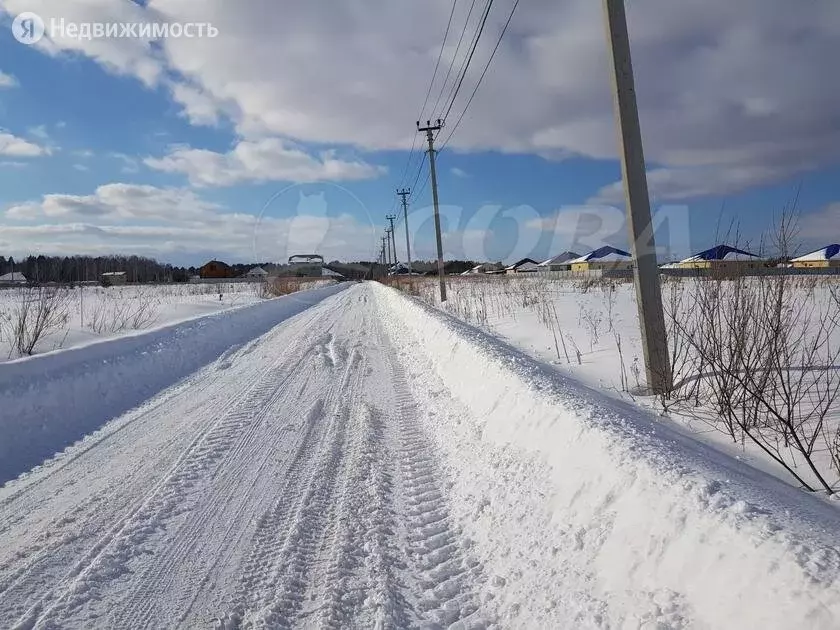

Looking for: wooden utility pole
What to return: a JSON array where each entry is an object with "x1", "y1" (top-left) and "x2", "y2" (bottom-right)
[
  {"x1": 602, "y1": 0, "x2": 671, "y2": 394},
  {"x1": 397, "y1": 188, "x2": 412, "y2": 275},
  {"x1": 417, "y1": 119, "x2": 447, "y2": 301}
]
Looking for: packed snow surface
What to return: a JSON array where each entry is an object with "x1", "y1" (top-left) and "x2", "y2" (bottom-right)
[{"x1": 0, "y1": 282, "x2": 838, "y2": 628}]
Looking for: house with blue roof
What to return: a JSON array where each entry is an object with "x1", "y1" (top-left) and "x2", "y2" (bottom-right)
[
  {"x1": 569, "y1": 246, "x2": 633, "y2": 272},
  {"x1": 790, "y1": 244, "x2": 840, "y2": 269},
  {"x1": 677, "y1": 245, "x2": 763, "y2": 272}
]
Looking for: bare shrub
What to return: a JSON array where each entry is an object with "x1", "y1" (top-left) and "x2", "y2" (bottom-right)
[
  {"x1": 0, "y1": 287, "x2": 72, "y2": 357},
  {"x1": 86, "y1": 288, "x2": 159, "y2": 334}
]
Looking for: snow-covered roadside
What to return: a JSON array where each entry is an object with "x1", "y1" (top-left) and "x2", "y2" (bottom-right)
[
  {"x1": 0, "y1": 281, "x2": 336, "y2": 363},
  {"x1": 373, "y1": 282, "x2": 840, "y2": 629},
  {"x1": 0, "y1": 283, "x2": 348, "y2": 486}
]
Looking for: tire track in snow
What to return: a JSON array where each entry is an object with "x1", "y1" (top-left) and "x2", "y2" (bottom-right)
[
  {"x1": 9, "y1": 309, "x2": 337, "y2": 630},
  {"x1": 312, "y1": 402, "x2": 409, "y2": 630},
  {"x1": 108, "y1": 345, "x2": 325, "y2": 629},
  {"x1": 230, "y1": 347, "x2": 363, "y2": 628},
  {"x1": 379, "y1": 324, "x2": 490, "y2": 629},
  {"x1": 0, "y1": 300, "x2": 336, "y2": 623}
]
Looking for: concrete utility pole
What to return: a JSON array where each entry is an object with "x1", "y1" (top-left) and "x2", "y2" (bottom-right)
[
  {"x1": 381, "y1": 235, "x2": 389, "y2": 268},
  {"x1": 417, "y1": 119, "x2": 447, "y2": 301},
  {"x1": 385, "y1": 227, "x2": 394, "y2": 267},
  {"x1": 397, "y1": 188, "x2": 412, "y2": 275},
  {"x1": 386, "y1": 215, "x2": 398, "y2": 267},
  {"x1": 602, "y1": 0, "x2": 671, "y2": 394}
]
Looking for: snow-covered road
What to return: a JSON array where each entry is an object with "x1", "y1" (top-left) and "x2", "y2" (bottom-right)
[
  {"x1": 1, "y1": 285, "x2": 486, "y2": 629},
  {"x1": 2, "y1": 283, "x2": 840, "y2": 629}
]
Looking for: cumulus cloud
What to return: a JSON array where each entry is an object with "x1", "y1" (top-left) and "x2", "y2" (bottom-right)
[
  {"x1": 1, "y1": 0, "x2": 838, "y2": 200},
  {"x1": 0, "y1": 132, "x2": 51, "y2": 157},
  {"x1": 799, "y1": 203, "x2": 840, "y2": 245},
  {"x1": 2, "y1": 183, "x2": 380, "y2": 262},
  {"x1": 144, "y1": 139, "x2": 386, "y2": 187},
  {"x1": 0, "y1": 70, "x2": 18, "y2": 88}
]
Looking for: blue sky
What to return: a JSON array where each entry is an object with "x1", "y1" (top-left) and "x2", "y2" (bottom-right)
[{"x1": 1, "y1": 0, "x2": 839, "y2": 266}]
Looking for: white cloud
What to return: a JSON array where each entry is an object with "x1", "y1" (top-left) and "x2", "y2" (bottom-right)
[
  {"x1": 451, "y1": 167, "x2": 469, "y2": 178},
  {"x1": 0, "y1": 132, "x2": 51, "y2": 157},
  {"x1": 144, "y1": 139, "x2": 386, "y2": 187},
  {"x1": 108, "y1": 152, "x2": 140, "y2": 173},
  {"x1": 73, "y1": 149, "x2": 95, "y2": 158},
  {"x1": 2, "y1": 0, "x2": 839, "y2": 200},
  {"x1": 0, "y1": 161, "x2": 27, "y2": 168},
  {"x1": 2, "y1": 183, "x2": 380, "y2": 262},
  {"x1": 29, "y1": 125, "x2": 50, "y2": 140},
  {"x1": 0, "y1": 70, "x2": 18, "y2": 88},
  {"x1": 799, "y1": 203, "x2": 840, "y2": 244},
  {"x1": 168, "y1": 82, "x2": 221, "y2": 126},
  {"x1": 73, "y1": 163, "x2": 90, "y2": 172}
]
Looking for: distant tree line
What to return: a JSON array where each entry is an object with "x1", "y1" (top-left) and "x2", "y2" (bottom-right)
[
  {"x1": 0, "y1": 254, "x2": 483, "y2": 285},
  {"x1": 0, "y1": 255, "x2": 193, "y2": 284}
]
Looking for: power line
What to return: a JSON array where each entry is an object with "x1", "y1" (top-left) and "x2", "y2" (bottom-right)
[
  {"x1": 419, "y1": 0, "x2": 460, "y2": 123},
  {"x1": 440, "y1": 0, "x2": 495, "y2": 123},
  {"x1": 394, "y1": 0, "x2": 460, "y2": 196},
  {"x1": 431, "y1": 0, "x2": 479, "y2": 119},
  {"x1": 408, "y1": 151, "x2": 428, "y2": 193},
  {"x1": 440, "y1": 0, "x2": 520, "y2": 150}
]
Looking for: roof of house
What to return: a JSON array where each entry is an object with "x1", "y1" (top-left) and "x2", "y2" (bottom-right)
[
  {"x1": 569, "y1": 246, "x2": 632, "y2": 264},
  {"x1": 539, "y1": 251, "x2": 581, "y2": 267},
  {"x1": 0, "y1": 272, "x2": 26, "y2": 282},
  {"x1": 505, "y1": 258, "x2": 540, "y2": 271},
  {"x1": 680, "y1": 245, "x2": 759, "y2": 263},
  {"x1": 791, "y1": 244, "x2": 840, "y2": 262},
  {"x1": 202, "y1": 260, "x2": 230, "y2": 267},
  {"x1": 101, "y1": 271, "x2": 126, "y2": 276},
  {"x1": 247, "y1": 266, "x2": 268, "y2": 275}
]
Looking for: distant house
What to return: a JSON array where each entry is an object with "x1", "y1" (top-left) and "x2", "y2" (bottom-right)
[
  {"x1": 461, "y1": 262, "x2": 503, "y2": 276},
  {"x1": 0, "y1": 271, "x2": 26, "y2": 285},
  {"x1": 790, "y1": 244, "x2": 840, "y2": 269},
  {"x1": 245, "y1": 266, "x2": 269, "y2": 279},
  {"x1": 200, "y1": 260, "x2": 233, "y2": 279},
  {"x1": 505, "y1": 258, "x2": 540, "y2": 274},
  {"x1": 538, "y1": 251, "x2": 581, "y2": 272},
  {"x1": 101, "y1": 271, "x2": 127, "y2": 286},
  {"x1": 570, "y1": 246, "x2": 633, "y2": 272},
  {"x1": 677, "y1": 245, "x2": 762, "y2": 272}
]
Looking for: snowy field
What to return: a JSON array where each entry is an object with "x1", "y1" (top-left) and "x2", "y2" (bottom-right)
[
  {"x1": 1, "y1": 281, "x2": 839, "y2": 628},
  {"x1": 393, "y1": 274, "x2": 840, "y2": 497},
  {"x1": 0, "y1": 279, "x2": 333, "y2": 362}
]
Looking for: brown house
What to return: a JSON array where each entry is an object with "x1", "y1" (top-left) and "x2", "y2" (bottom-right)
[{"x1": 200, "y1": 260, "x2": 233, "y2": 279}]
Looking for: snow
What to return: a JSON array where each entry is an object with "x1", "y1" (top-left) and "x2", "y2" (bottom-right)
[
  {"x1": 792, "y1": 244, "x2": 840, "y2": 262},
  {"x1": 374, "y1": 282, "x2": 840, "y2": 628},
  {"x1": 569, "y1": 245, "x2": 632, "y2": 264},
  {"x1": 0, "y1": 282, "x2": 347, "y2": 486},
  {"x1": 407, "y1": 274, "x2": 840, "y2": 493},
  {"x1": 0, "y1": 281, "x2": 332, "y2": 362},
  {"x1": 679, "y1": 245, "x2": 760, "y2": 263},
  {"x1": 1, "y1": 280, "x2": 839, "y2": 628}
]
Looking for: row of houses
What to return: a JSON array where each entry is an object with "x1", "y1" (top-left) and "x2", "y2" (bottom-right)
[{"x1": 464, "y1": 243, "x2": 840, "y2": 276}]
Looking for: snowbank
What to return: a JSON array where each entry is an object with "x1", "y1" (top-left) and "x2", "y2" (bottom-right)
[
  {"x1": 0, "y1": 283, "x2": 348, "y2": 486},
  {"x1": 374, "y1": 283, "x2": 840, "y2": 629}
]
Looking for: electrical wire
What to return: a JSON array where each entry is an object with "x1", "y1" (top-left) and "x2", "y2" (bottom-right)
[
  {"x1": 440, "y1": 0, "x2": 521, "y2": 150},
  {"x1": 430, "y1": 0, "x2": 479, "y2": 119},
  {"x1": 440, "y1": 0, "x2": 495, "y2": 123}
]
